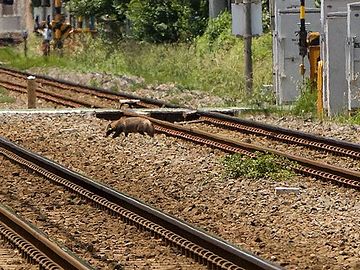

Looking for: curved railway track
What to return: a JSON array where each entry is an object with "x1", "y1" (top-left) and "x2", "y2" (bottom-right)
[{"x1": 0, "y1": 136, "x2": 283, "y2": 270}]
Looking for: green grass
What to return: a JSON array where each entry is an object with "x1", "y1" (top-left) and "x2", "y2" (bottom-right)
[
  {"x1": 0, "y1": 44, "x2": 70, "y2": 70},
  {"x1": 223, "y1": 153, "x2": 295, "y2": 181},
  {"x1": 0, "y1": 33, "x2": 273, "y2": 106},
  {"x1": 334, "y1": 110, "x2": 360, "y2": 125},
  {"x1": 0, "y1": 87, "x2": 15, "y2": 103}
]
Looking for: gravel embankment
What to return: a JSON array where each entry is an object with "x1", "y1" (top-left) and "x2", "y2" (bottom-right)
[
  {"x1": 0, "y1": 113, "x2": 359, "y2": 270},
  {"x1": 0, "y1": 73, "x2": 124, "y2": 109},
  {"x1": 0, "y1": 156, "x2": 206, "y2": 270}
]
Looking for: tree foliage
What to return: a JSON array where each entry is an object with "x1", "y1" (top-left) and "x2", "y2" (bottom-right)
[
  {"x1": 67, "y1": 0, "x2": 208, "y2": 43},
  {"x1": 67, "y1": 0, "x2": 129, "y2": 20},
  {"x1": 127, "y1": 0, "x2": 204, "y2": 42}
]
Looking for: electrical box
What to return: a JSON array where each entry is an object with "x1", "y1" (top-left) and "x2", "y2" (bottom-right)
[
  {"x1": 325, "y1": 12, "x2": 348, "y2": 115},
  {"x1": 231, "y1": 2, "x2": 263, "y2": 36},
  {"x1": 346, "y1": 2, "x2": 360, "y2": 111},
  {"x1": 320, "y1": 0, "x2": 358, "y2": 109},
  {"x1": 271, "y1": 0, "x2": 318, "y2": 105},
  {"x1": 273, "y1": 8, "x2": 320, "y2": 104}
]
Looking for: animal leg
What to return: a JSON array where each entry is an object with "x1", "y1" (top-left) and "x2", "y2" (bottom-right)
[
  {"x1": 106, "y1": 129, "x2": 115, "y2": 137},
  {"x1": 112, "y1": 129, "x2": 122, "y2": 139}
]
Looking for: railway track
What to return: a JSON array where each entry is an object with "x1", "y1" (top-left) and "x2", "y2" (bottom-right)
[
  {"x1": 98, "y1": 111, "x2": 360, "y2": 190},
  {"x1": 0, "y1": 203, "x2": 91, "y2": 270},
  {"x1": 1, "y1": 66, "x2": 359, "y2": 188},
  {"x1": 1, "y1": 67, "x2": 359, "y2": 156},
  {"x1": 1, "y1": 66, "x2": 359, "y2": 268},
  {"x1": 198, "y1": 111, "x2": 360, "y2": 160},
  {"x1": 0, "y1": 136, "x2": 283, "y2": 270},
  {"x1": 0, "y1": 66, "x2": 179, "y2": 109}
]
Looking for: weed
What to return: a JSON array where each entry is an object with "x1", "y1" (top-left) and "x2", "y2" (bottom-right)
[
  {"x1": 0, "y1": 87, "x2": 15, "y2": 103},
  {"x1": 223, "y1": 153, "x2": 295, "y2": 180},
  {"x1": 291, "y1": 81, "x2": 317, "y2": 117},
  {"x1": 89, "y1": 79, "x2": 100, "y2": 88},
  {"x1": 1, "y1": 32, "x2": 273, "y2": 107},
  {"x1": 169, "y1": 97, "x2": 181, "y2": 105},
  {"x1": 110, "y1": 84, "x2": 118, "y2": 92},
  {"x1": 334, "y1": 110, "x2": 360, "y2": 125}
]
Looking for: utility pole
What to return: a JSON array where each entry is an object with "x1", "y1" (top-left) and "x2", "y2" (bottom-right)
[{"x1": 244, "y1": 0, "x2": 253, "y2": 94}]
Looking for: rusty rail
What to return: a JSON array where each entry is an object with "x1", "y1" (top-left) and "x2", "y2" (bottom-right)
[
  {"x1": 0, "y1": 204, "x2": 92, "y2": 270},
  {"x1": 116, "y1": 111, "x2": 360, "y2": 189},
  {"x1": 0, "y1": 66, "x2": 179, "y2": 109},
  {"x1": 199, "y1": 111, "x2": 360, "y2": 159},
  {"x1": 0, "y1": 136, "x2": 283, "y2": 270}
]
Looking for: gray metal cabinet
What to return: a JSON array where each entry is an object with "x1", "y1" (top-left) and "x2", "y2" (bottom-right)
[
  {"x1": 272, "y1": 0, "x2": 318, "y2": 104},
  {"x1": 346, "y1": 2, "x2": 360, "y2": 110},
  {"x1": 325, "y1": 12, "x2": 348, "y2": 115},
  {"x1": 321, "y1": 0, "x2": 358, "y2": 110},
  {"x1": 274, "y1": 8, "x2": 320, "y2": 104}
]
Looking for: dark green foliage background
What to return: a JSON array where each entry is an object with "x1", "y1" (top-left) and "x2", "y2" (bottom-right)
[{"x1": 67, "y1": 0, "x2": 208, "y2": 42}]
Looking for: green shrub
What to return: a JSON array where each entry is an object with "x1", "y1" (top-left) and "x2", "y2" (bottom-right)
[
  {"x1": 223, "y1": 153, "x2": 295, "y2": 180},
  {"x1": 196, "y1": 11, "x2": 237, "y2": 52},
  {"x1": 127, "y1": 0, "x2": 200, "y2": 43},
  {"x1": 262, "y1": 0, "x2": 271, "y2": 33}
]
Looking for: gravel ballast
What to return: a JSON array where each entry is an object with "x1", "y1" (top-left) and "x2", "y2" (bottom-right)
[
  {"x1": 0, "y1": 156, "x2": 206, "y2": 270},
  {"x1": 0, "y1": 113, "x2": 359, "y2": 270}
]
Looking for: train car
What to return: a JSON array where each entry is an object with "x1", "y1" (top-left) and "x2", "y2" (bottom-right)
[{"x1": 0, "y1": 0, "x2": 32, "y2": 44}]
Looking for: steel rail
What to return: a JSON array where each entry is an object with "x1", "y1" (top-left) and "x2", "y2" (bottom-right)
[
  {"x1": 2, "y1": 66, "x2": 359, "y2": 161},
  {"x1": 2, "y1": 66, "x2": 359, "y2": 188},
  {"x1": 198, "y1": 111, "x2": 360, "y2": 159},
  {"x1": 0, "y1": 136, "x2": 283, "y2": 270},
  {"x1": 0, "y1": 66, "x2": 180, "y2": 109},
  {"x1": 115, "y1": 112, "x2": 360, "y2": 189},
  {"x1": 0, "y1": 80, "x2": 101, "y2": 108},
  {"x1": 0, "y1": 204, "x2": 92, "y2": 270},
  {"x1": 0, "y1": 80, "x2": 81, "y2": 107}
]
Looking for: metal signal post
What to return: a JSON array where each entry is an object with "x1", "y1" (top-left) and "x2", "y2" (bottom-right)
[{"x1": 299, "y1": 0, "x2": 307, "y2": 81}]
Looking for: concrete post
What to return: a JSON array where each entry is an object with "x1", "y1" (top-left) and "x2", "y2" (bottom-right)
[
  {"x1": 209, "y1": 0, "x2": 227, "y2": 18},
  {"x1": 27, "y1": 76, "x2": 37, "y2": 109}
]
